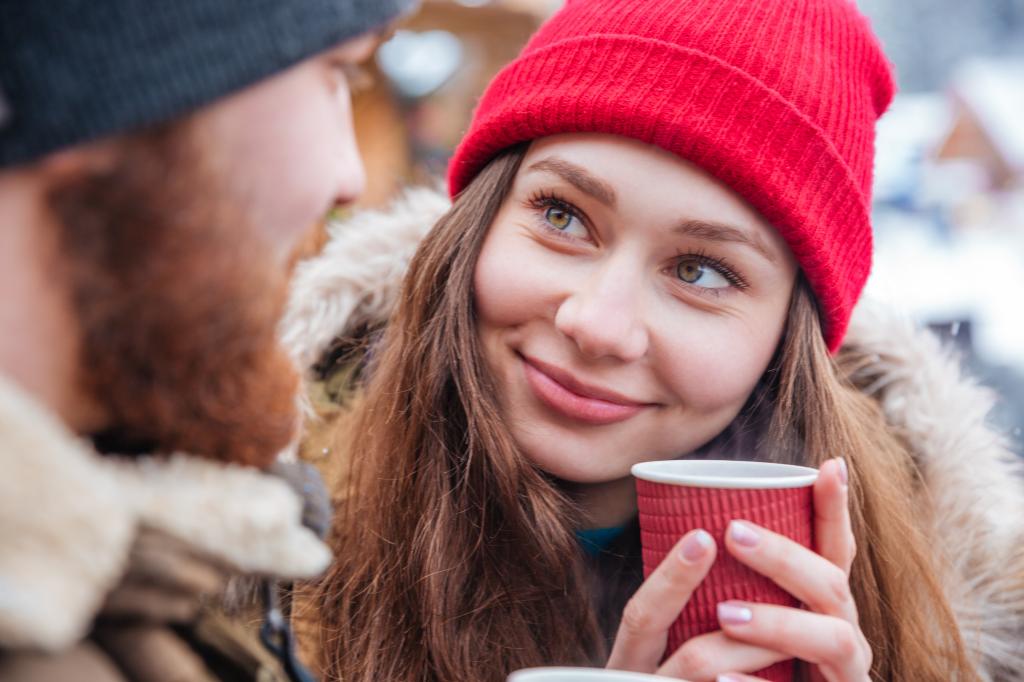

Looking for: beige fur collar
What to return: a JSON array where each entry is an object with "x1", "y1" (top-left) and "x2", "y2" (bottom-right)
[
  {"x1": 280, "y1": 186, "x2": 450, "y2": 372},
  {"x1": 0, "y1": 376, "x2": 331, "y2": 652},
  {"x1": 283, "y1": 187, "x2": 1024, "y2": 679},
  {"x1": 844, "y1": 304, "x2": 1024, "y2": 679}
]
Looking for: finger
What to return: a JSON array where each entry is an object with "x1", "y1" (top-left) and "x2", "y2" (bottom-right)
[
  {"x1": 656, "y1": 630, "x2": 786, "y2": 681},
  {"x1": 715, "y1": 674, "x2": 770, "y2": 682},
  {"x1": 125, "y1": 537, "x2": 228, "y2": 596},
  {"x1": 725, "y1": 519, "x2": 858, "y2": 624},
  {"x1": 102, "y1": 585, "x2": 202, "y2": 622},
  {"x1": 607, "y1": 529, "x2": 716, "y2": 672},
  {"x1": 92, "y1": 624, "x2": 211, "y2": 681},
  {"x1": 135, "y1": 527, "x2": 236, "y2": 575},
  {"x1": 716, "y1": 601, "x2": 871, "y2": 681},
  {"x1": 813, "y1": 457, "x2": 856, "y2": 574},
  {"x1": 123, "y1": 548, "x2": 227, "y2": 596}
]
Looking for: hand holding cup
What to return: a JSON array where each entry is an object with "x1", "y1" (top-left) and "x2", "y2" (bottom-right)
[{"x1": 604, "y1": 457, "x2": 871, "y2": 682}]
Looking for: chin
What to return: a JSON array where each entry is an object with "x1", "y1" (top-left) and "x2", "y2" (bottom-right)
[{"x1": 518, "y1": 435, "x2": 635, "y2": 485}]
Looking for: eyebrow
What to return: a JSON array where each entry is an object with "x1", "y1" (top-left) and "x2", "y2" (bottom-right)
[
  {"x1": 527, "y1": 156, "x2": 776, "y2": 263},
  {"x1": 526, "y1": 157, "x2": 618, "y2": 208},
  {"x1": 673, "y1": 219, "x2": 777, "y2": 263}
]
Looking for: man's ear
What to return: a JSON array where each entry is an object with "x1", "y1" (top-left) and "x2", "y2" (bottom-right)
[{"x1": 37, "y1": 138, "x2": 120, "y2": 182}]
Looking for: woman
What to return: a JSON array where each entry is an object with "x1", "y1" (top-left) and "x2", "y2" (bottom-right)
[{"x1": 282, "y1": 0, "x2": 1024, "y2": 679}]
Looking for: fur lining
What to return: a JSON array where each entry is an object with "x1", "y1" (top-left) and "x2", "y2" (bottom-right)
[
  {"x1": 846, "y1": 304, "x2": 1024, "y2": 678},
  {"x1": 280, "y1": 186, "x2": 450, "y2": 371},
  {"x1": 114, "y1": 455, "x2": 331, "y2": 577},
  {"x1": 0, "y1": 379, "x2": 331, "y2": 652},
  {"x1": 280, "y1": 187, "x2": 1024, "y2": 678},
  {"x1": 0, "y1": 377, "x2": 135, "y2": 651}
]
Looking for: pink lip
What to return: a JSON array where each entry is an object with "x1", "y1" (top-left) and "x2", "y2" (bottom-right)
[{"x1": 521, "y1": 355, "x2": 652, "y2": 425}]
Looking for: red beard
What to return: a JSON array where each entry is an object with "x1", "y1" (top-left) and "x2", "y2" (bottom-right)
[{"x1": 47, "y1": 122, "x2": 300, "y2": 468}]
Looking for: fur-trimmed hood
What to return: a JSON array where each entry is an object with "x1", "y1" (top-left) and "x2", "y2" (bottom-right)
[
  {"x1": 0, "y1": 375, "x2": 331, "y2": 653},
  {"x1": 282, "y1": 187, "x2": 1024, "y2": 679}
]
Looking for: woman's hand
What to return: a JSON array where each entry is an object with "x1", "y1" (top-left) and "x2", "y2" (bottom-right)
[
  {"x1": 605, "y1": 527, "x2": 714, "y2": 674},
  {"x1": 712, "y1": 457, "x2": 871, "y2": 682},
  {"x1": 605, "y1": 524, "x2": 783, "y2": 678},
  {"x1": 606, "y1": 458, "x2": 871, "y2": 681}
]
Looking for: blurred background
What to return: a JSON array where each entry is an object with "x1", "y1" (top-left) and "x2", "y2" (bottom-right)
[{"x1": 350, "y1": 0, "x2": 1024, "y2": 453}]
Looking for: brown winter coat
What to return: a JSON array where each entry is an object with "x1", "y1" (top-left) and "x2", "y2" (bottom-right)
[{"x1": 0, "y1": 375, "x2": 331, "y2": 681}]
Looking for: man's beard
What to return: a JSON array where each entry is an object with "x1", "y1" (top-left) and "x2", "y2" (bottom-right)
[{"x1": 46, "y1": 122, "x2": 301, "y2": 468}]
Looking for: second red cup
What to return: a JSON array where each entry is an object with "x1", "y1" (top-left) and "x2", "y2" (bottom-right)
[{"x1": 631, "y1": 459, "x2": 818, "y2": 682}]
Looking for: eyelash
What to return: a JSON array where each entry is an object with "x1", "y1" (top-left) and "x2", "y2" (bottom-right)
[
  {"x1": 330, "y1": 61, "x2": 375, "y2": 93},
  {"x1": 524, "y1": 190, "x2": 748, "y2": 294},
  {"x1": 673, "y1": 249, "x2": 749, "y2": 295},
  {"x1": 525, "y1": 190, "x2": 588, "y2": 242}
]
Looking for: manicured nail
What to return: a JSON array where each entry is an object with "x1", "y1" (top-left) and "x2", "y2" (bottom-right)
[
  {"x1": 729, "y1": 520, "x2": 760, "y2": 547},
  {"x1": 717, "y1": 602, "x2": 753, "y2": 625},
  {"x1": 680, "y1": 529, "x2": 714, "y2": 562},
  {"x1": 837, "y1": 457, "x2": 849, "y2": 486}
]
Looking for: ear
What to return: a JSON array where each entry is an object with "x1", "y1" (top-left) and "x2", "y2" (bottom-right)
[{"x1": 36, "y1": 138, "x2": 119, "y2": 181}]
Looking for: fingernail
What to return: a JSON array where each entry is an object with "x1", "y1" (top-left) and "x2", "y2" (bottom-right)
[
  {"x1": 729, "y1": 520, "x2": 760, "y2": 547},
  {"x1": 717, "y1": 601, "x2": 753, "y2": 625},
  {"x1": 717, "y1": 676, "x2": 743, "y2": 682},
  {"x1": 837, "y1": 457, "x2": 849, "y2": 486},
  {"x1": 680, "y1": 529, "x2": 714, "y2": 562}
]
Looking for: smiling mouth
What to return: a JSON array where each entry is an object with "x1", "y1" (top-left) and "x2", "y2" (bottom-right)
[{"x1": 520, "y1": 354, "x2": 652, "y2": 426}]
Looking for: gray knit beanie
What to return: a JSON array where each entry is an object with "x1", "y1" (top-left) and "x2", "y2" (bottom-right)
[{"x1": 0, "y1": 0, "x2": 416, "y2": 168}]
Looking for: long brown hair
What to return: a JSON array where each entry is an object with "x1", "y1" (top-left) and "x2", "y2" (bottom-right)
[{"x1": 309, "y1": 146, "x2": 976, "y2": 681}]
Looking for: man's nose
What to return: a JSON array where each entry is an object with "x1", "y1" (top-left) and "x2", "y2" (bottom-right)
[{"x1": 333, "y1": 123, "x2": 366, "y2": 206}]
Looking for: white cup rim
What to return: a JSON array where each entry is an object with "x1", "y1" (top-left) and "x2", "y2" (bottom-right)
[
  {"x1": 631, "y1": 459, "x2": 818, "y2": 489},
  {"x1": 508, "y1": 667, "x2": 680, "y2": 681}
]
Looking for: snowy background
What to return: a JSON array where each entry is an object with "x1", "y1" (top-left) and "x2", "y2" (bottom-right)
[{"x1": 857, "y1": 0, "x2": 1024, "y2": 450}]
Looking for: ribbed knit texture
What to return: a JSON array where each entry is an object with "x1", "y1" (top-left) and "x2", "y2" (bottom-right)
[
  {"x1": 448, "y1": 0, "x2": 896, "y2": 351},
  {"x1": 636, "y1": 479, "x2": 814, "y2": 681},
  {"x1": 0, "y1": 0, "x2": 415, "y2": 167}
]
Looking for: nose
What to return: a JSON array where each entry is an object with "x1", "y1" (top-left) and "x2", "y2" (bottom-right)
[
  {"x1": 334, "y1": 119, "x2": 366, "y2": 205},
  {"x1": 554, "y1": 263, "x2": 650, "y2": 362}
]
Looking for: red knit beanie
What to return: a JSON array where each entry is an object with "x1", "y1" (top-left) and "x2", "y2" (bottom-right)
[{"x1": 448, "y1": 0, "x2": 896, "y2": 352}]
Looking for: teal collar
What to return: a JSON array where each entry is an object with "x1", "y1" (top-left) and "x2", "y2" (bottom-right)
[{"x1": 576, "y1": 525, "x2": 628, "y2": 556}]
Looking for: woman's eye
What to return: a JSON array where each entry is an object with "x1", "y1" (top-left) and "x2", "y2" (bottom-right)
[
  {"x1": 544, "y1": 205, "x2": 586, "y2": 237},
  {"x1": 676, "y1": 258, "x2": 731, "y2": 289}
]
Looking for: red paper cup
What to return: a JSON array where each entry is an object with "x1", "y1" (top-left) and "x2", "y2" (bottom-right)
[{"x1": 631, "y1": 460, "x2": 818, "y2": 682}]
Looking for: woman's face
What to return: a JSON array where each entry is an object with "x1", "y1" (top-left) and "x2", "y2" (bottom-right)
[{"x1": 473, "y1": 134, "x2": 798, "y2": 486}]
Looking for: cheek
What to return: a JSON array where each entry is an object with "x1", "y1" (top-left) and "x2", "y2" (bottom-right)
[
  {"x1": 252, "y1": 94, "x2": 343, "y2": 240},
  {"x1": 210, "y1": 67, "x2": 358, "y2": 255},
  {"x1": 473, "y1": 227, "x2": 556, "y2": 329},
  {"x1": 653, "y1": 311, "x2": 783, "y2": 415}
]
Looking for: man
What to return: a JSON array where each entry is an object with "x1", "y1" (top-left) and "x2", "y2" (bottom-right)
[{"x1": 0, "y1": 1, "x2": 415, "y2": 679}]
